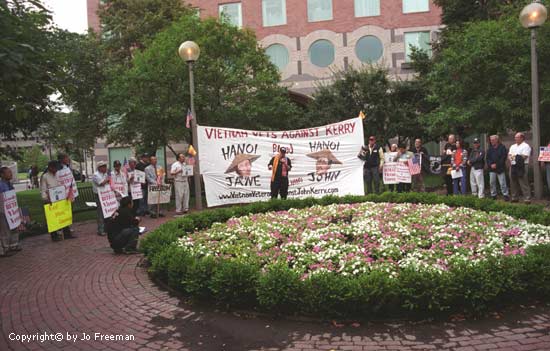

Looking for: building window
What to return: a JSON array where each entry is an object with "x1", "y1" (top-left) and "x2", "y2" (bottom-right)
[
  {"x1": 309, "y1": 39, "x2": 335, "y2": 67},
  {"x1": 355, "y1": 0, "x2": 380, "y2": 17},
  {"x1": 307, "y1": 0, "x2": 332, "y2": 22},
  {"x1": 355, "y1": 35, "x2": 383, "y2": 63},
  {"x1": 266, "y1": 44, "x2": 289, "y2": 70},
  {"x1": 219, "y1": 3, "x2": 242, "y2": 28},
  {"x1": 404, "y1": 31, "x2": 431, "y2": 61},
  {"x1": 403, "y1": 0, "x2": 429, "y2": 14},
  {"x1": 262, "y1": 0, "x2": 286, "y2": 27}
]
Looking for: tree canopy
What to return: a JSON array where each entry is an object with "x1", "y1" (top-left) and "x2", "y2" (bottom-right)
[{"x1": 102, "y1": 16, "x2": 304, "y2": 152}]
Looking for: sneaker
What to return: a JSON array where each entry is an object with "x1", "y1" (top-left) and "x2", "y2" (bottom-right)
[{"x1": 51, "y1": 233, "x2": 61, "y2": 242}]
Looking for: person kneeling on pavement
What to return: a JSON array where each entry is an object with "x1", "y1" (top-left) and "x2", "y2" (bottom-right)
[{"x1": 106, "y1": 197, "x2": 140, "y2": 254}]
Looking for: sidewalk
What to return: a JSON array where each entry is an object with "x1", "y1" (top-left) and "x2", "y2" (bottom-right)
[{"x1": 1, "y1": 210, "x2": 549, "y2": 351}]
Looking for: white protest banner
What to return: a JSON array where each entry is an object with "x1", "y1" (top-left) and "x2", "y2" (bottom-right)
[
  {"x1": 147, "y1": 184, "x2": 172, "y2": 204},
  {"x1": 130, "y1": 182, "x2": 143, "y2": 200},
  {"x1": 2, "y1": 190, "x2": 21, "y2": 230},
  {"x1": 538, "y1": 147, "x2": 550, "y2": 162},
  {"x1": 98, "y1": 184, "x2": 118, "y2": 218},
  {"x1": 383, "y1": 162, "x2": 411, "y2": 184},
  {"x1": 48, "y1": 185, "x2": 67, "y2": 203},
  {"x1": 133, "y1": 170, "x2": 146, "y2": 184},
  {"x1": 111, "y1": 173, "x2": 128, "y2": 197},
  {"x1": 198, "y1": 118, "x2": 365, "y2": 207},
  {"x1": 56, "y1": 167, "x2": 79, "y2": 199}
]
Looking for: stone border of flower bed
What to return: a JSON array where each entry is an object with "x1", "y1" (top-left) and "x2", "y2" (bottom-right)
[{"x1": 141, "y1": 193, "x2": 550, "y2": 319}]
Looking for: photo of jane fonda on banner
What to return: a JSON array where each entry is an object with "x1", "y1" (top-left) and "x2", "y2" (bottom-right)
[
  {"x1": 307, "y1": 149, "x2": 343, "y2": 176},
  {"x1": 225, "y1": 154, "x2": 261, "y2": 177}
]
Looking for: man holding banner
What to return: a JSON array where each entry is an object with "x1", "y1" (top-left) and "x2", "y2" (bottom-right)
[
  {"x1": 358, "y1": 136, "x2": 384, "y2": 194},
  {"x1": 92, "y1": 161, "x2": 111, "y2": 236},
  {"x1": 268, "y1": 147, "x2": 292, "y2": 199},
  {"x1": 0, "y1": 167, "x2": 22, "y2": 256},
  {"x1": 56, "y1": 153, "x2": 77, "y2": 238},
  {"x1": 41, "y1": 161, "x2": 75, "y2": 241}
]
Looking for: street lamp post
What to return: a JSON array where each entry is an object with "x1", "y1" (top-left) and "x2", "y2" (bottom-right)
[
  {"x1": 178, "y1": 41, "x2": 203, "y2": 210},
  {"x1": 520, "y1": 1, "x2": 547, "y2": 200}
]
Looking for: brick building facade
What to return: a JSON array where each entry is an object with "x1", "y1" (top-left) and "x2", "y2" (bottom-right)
[{"x1": 87, "y1": 0, "x2": 442, "y2": 95}]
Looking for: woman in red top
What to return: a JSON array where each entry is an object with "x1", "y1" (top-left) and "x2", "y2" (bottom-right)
[{"x1": 452, "y1": 139, "x2": 468, "y2": 195}]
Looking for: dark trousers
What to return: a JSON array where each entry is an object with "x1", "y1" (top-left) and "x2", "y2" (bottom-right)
[
  {"x1": 397, "y1": 183, "x2": 411, "y2": 193},
  {"x1": 388, "y1": 184, "x2": 396, "y2": 192},
  {"x1": 364, "y1": 166, "x2": 380, "y2": 194},
  {"x1": 271, "y1": 177, "x2": 289, "y2": 199},
  {"x1": 108, "y1": 227, "x2": 139, "y2": 253},
  {"x1": 444, "y1": 174, "x2": 453, "y2": 195},
  {"x1": 132, "y1": 199, "x2": 140, "y2": 216}
]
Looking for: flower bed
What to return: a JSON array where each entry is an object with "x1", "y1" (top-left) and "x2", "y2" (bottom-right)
[
  {"x1": 143, "y1": 194, "x2": 550, "y2": 318},
  {"x1": 179, "y1": 203, "x2": 550, "y2": 279}
]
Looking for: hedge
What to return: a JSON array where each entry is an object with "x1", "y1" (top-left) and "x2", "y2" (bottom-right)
[{"x1": 141, "y1": 193, "x2": 550, "y2": 319}]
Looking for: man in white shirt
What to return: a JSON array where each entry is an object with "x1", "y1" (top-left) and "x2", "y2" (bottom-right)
[
  {"x1": 508, "y1": 132, "x2": 532, "y2": 203},
  {"x1": 92, "y1": 161, "x2": 111, "y2": 235},
  {"x1": 170, "y1": 153, "x2": 190, "y2": 216}
]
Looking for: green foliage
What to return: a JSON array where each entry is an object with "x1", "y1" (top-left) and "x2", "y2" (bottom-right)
[
  {"x1": 306, "y1": 66, "x2": 431, "y2": 144},
  {"x1": 18, "y1": 145, "x2": 48, "y2": 171},
  {"x1": 103, "y1": 16, "x2": 303, "y2": 149},
  {"x1": 143, "y1": 193, "x2": 550, "y2": 318},
  {"x1": 0, "y1": 0, "x2": 59, "y2": 138}
]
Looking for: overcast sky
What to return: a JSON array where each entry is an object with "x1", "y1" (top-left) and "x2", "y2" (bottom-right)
[{"x1": 42, "y1": 0, "x2": 88, "y2": 33}]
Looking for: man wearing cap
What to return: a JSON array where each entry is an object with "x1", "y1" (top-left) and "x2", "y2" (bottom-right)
[
  {"x1": 135, "y1": 153, "x2": 150, "y2": 215},
  {"x1": 171, "y1": 153, "x2": 191, "y2": 216},
  {"x1": 468, "y1": 138, "x2": 486, "y2": 198},
  {"x1": 92, "y1": 161, "x2": 111, "y2": 236},
  {"x1": 306, "y1": 149, "x2": 342, "y2": 176},
  {"x1": 358, "y1": 136, "x2": 384, "y2": 194},
  {"x1": 268, "y1": 148, "x2": 292, "y2": 199},
  {"x1": 225, "y1": 153, "x2": 260, "y2": 178}
]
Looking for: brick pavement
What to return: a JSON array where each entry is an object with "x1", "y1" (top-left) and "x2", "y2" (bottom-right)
[{"x1": 1, "y1": 212, "x2": 549, "y2": 351}]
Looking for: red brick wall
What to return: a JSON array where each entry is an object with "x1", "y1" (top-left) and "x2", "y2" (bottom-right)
[
  {"x1": 87, "y1": 0, "x2": 441, "y2": 38},
  {"x1": 187, "y1": 0, "x2": 442, "y2": 39},
  {"x1": 87, "y1": 0, "x2": 101, "y2": 32}
]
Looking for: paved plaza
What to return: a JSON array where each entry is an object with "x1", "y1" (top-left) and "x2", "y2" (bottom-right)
[{"x1": 1, "y1": 214, "x2": 549, "y2": 351}]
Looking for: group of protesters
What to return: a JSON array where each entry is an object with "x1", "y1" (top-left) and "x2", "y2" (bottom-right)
[{"x1": 359, "y1": 133, "x2": 550, "y2": 204}]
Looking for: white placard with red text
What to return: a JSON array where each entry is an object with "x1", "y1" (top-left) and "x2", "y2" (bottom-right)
[
  {"x1": 56, "y1": 167, "x2": 79, "y2": 199},
  {"x1": 198, "y1": 118, "x2": 365, "y2": 207},
  {"x1": 98, "y1": 185, "x2": 118, "y2": 218},
  {"x1": 2, "y1": 190, "x2": 21, "y2": 230},
  {"x1": 383, "y1": 162, "x2": 412, "y2": 184},
  {"x1": 539, "y1": 147, "x2": 550, "y2": 162},
  {"x1": 130, "y1": 183, "x2": 143, "y2": 200}
]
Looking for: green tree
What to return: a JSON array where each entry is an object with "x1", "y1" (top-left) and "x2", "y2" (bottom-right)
[
  {"x1": 103, "y1": 16, "x2": 303, "y2": 152},
  {"x1": 18, "y1": 145, "x2": 48, "y2": 171},
  {"x1": 98, "y1": 0, "x2": 195, "y2": 64},
  {"x1": 0, "y1": 0, "x2": 59, "y2": 138},
  {"x1": 433, "y1": 0, "x2": 532, "y2": 26},
  {"x1": 305, "y1": 66, "x2": 430, "y2": 145},
  {"x1": 419, "y1": 16, "x2": 550, "y2": 141}
]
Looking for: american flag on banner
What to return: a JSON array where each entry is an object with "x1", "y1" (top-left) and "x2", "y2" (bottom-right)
[{"x1": 407, "y1": 155, "x2": 422, "y2": 175}]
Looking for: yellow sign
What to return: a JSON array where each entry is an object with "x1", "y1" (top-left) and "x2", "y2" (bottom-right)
[{"x1": 44, "y1": 200, "x2": 73, "y2": 233}]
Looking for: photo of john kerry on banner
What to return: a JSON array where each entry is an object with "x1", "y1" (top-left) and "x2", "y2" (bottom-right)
[{"x1": 198, "y1": 118, "x2": 365, "y2": 207}]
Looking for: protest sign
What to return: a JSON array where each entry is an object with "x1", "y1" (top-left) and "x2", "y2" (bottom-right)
[
  {"x1": 429, "y1": 156, "x2": 442, "y2": 175},
  {"x1": 182, "y1": 165, "x2": 194, "y2": 177},
  {"x1": 48, "y1": 185, "x2": 67, "y2": 203},
  {"x1": 98, "y1": 185, "x2": 118, "y2": 218},
  {"x1": 383, "y1": 162, "x2": 412, "y2": 184},
  {"x1": 2, "y1": 190, "x2": 21, "y2": 230},
  {"x1": 198, "y1": 118, "x2": 365, "y2": 207},
  {"x1": 130, "y1": 182, "x2": 143, "y2": 200},
  {"x1": 133, "y1": 170, "x2": 146, "y2": 184},
  {"x1": 538, "y1": 147, "x2": 550, "y2": 162},
  {"x1": 44, "y1": 200, "x2": 72, "y2": 233},
  {"x1": 111, "y1": 174, "x2": 128, "y2": 197},
  {"x1": 451, "y1": 169, "x2": 463, "y2": 179},
  {"x1": 147, "y1": 184, "x2": 172, "y2": 205},
  {"x1": 56, "y1": 167, "x2": 79, "y2": 199}
]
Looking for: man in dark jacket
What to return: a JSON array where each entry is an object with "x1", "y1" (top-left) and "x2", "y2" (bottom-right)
[
  {"x1": 412, "y1": 138, "x2": 429, "y2": 192},
  {"x1": 441, "y1": 134, "x2": 456, "y2": 196},
  {"x1": 106, "y1": 197, "x2": 140, "y2": 254},
  {"x1": 268, "y1": 147, "x2": 292, "y2": 199},
  {"x1": 486, "y1": 135, "x2": 510, "y2": 201},
  {"x1": 468, "y1": 138, "x2": 485, "y2": 198},
  {"x1": 358, "y1": 136, "x2": 384, "y2": 194},
  {"x1": 135, "y1": 153, "x2": 150, "y2": 216}
]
